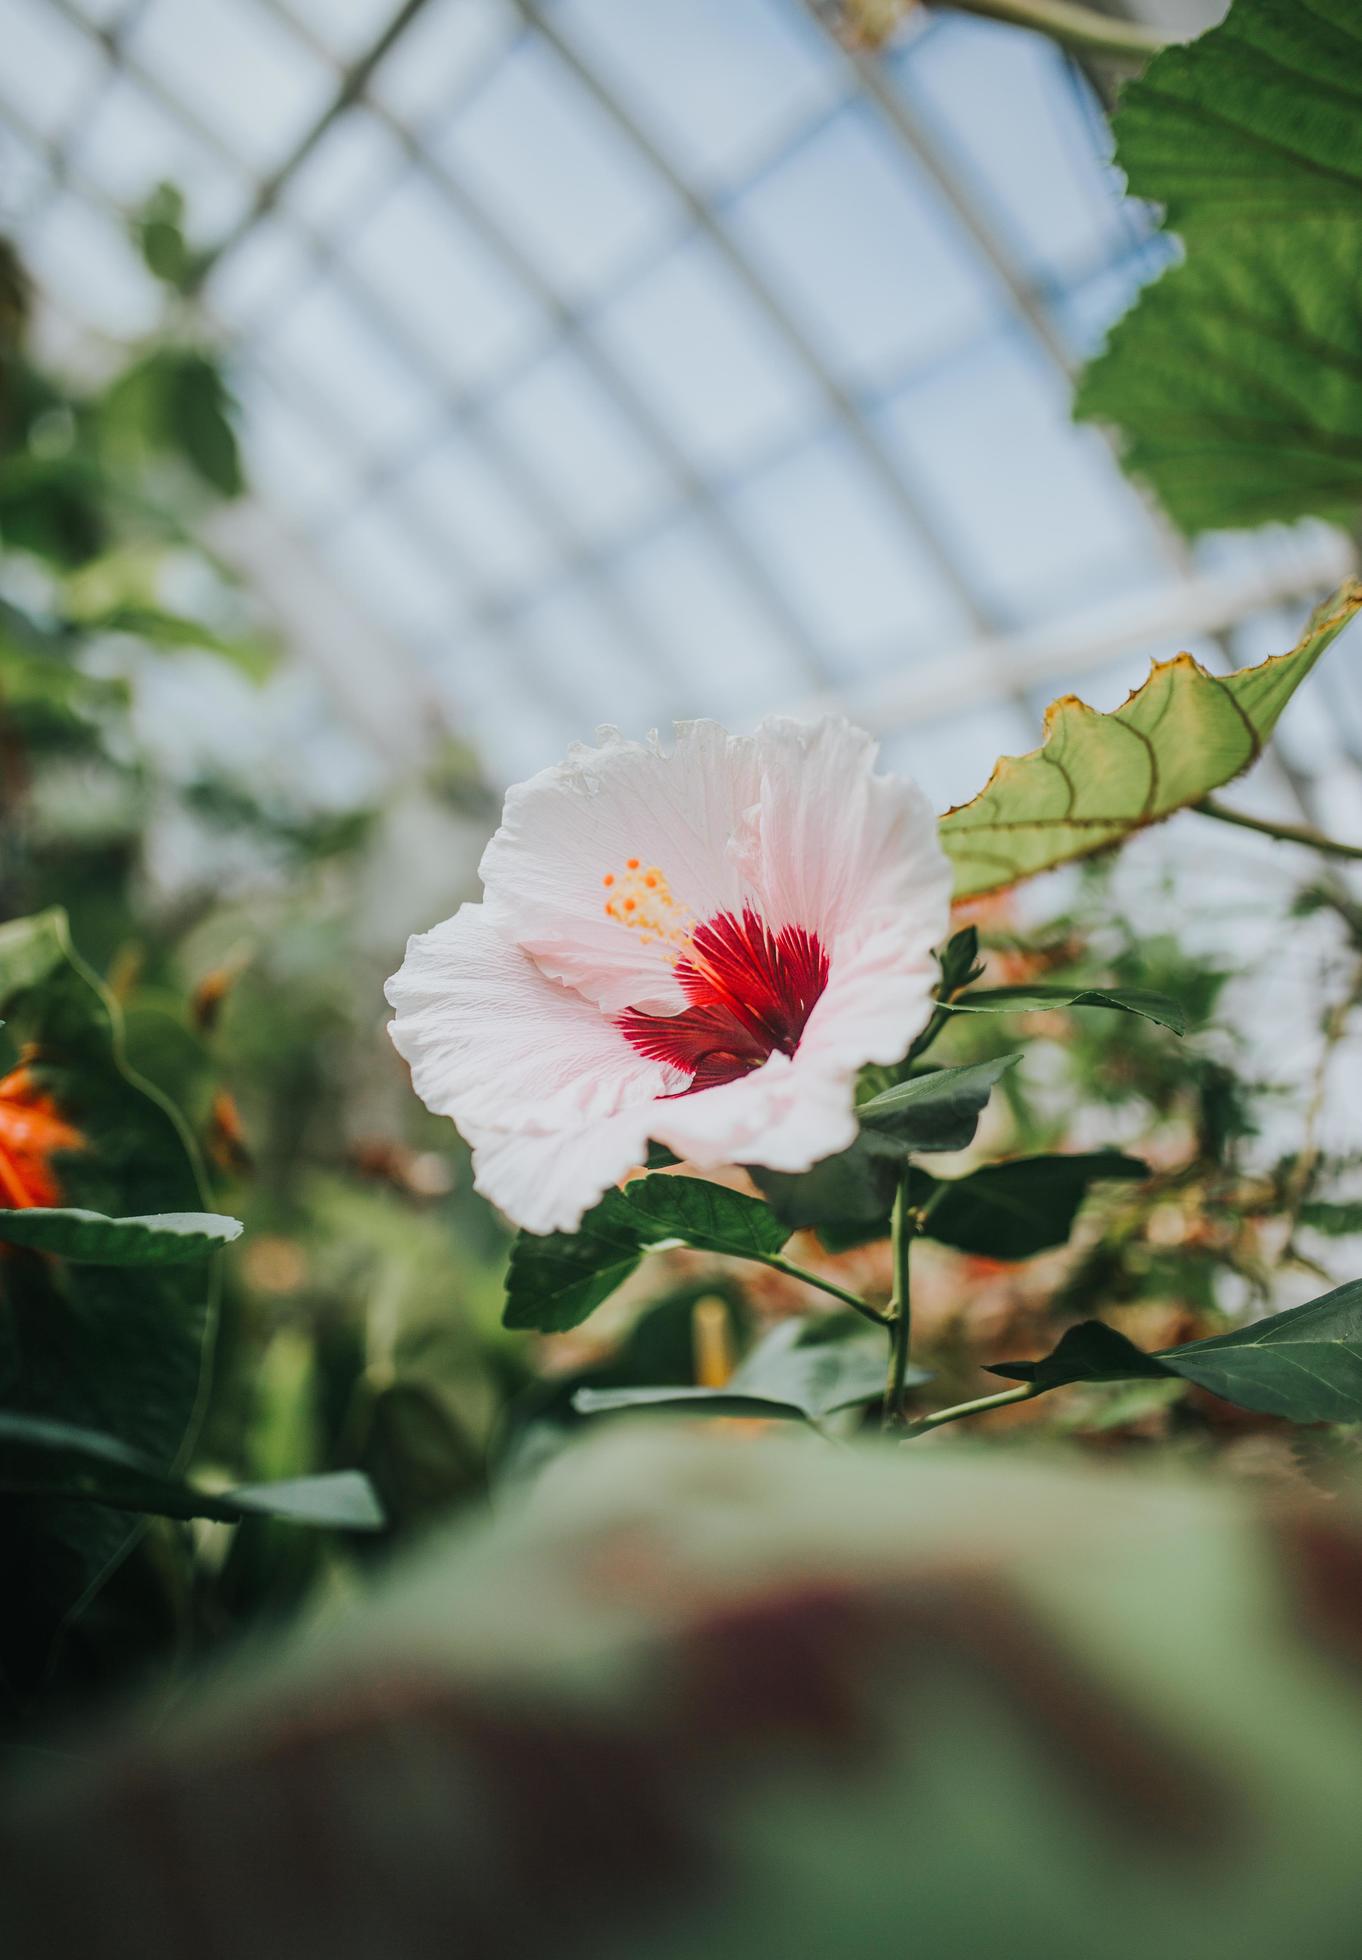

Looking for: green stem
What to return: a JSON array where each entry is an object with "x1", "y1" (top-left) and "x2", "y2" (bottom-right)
[
  {"x1": 944, "y1": 0, "x2": 1167, "y2": 60},
  {"x1": 762, "y1": 1254, "x2": 891, "y2": 1329},
  {"x1": 881, "y1": 1168, "x2": 916, "y2": 1431},
  {"x1": 902, "y1": 1381, "x2": 1041, "y2": 1438},
  {"x1": 1196, "y1": 797, "x2": 1362, "y2": 865}
]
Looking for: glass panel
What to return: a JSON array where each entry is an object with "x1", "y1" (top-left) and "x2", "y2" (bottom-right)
[
  {"x1": 397, "y1": 441, "x2": 561, "y2": 599},
  {"x1": 0, "y1": 0, "x2": 105, "y2": 140},
  {"x1": 67, "y1": 74, "x2": 256, "y2": 237},
  {"x1": 591, "y1": 232, "x2": 822, "y2": 474},
  {"x1": 553, "y1": 0, "x2": 839, "y2": 192},
  {"x1": 726, "y1": 430, "x2": 970, "y2": 675},
  {"x1": 610, "y1": 513, "x2": 801, "y2": 718},
  {"x1": 433, "y1": 33, "x2": 680, "y2": 304},
  {"x1": 876, "y1": 333, "x2": 1165, "y2": 626},
  {"x1": 483, "y1": 344, "x2": 672, "y2": 548},
  {"x1": 725, "y1": 100, "x2": 1000, "y2": 391},
  {"x1": 127, "y1": 0, "x2": 332, "y2": 172},
  {"x1": 369, "y1": 0, "x2": 518, "y2": 126},
  {"x1": 345, "y1": 168, "x2": 545, "y2": 390}
]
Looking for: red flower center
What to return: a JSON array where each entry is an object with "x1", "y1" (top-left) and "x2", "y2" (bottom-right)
[{"x1": 618, "y1": 907, "x2": 829, "y2": 1094}]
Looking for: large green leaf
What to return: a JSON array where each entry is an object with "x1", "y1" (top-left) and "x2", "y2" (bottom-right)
[
  {"x1": 1077, "y1": 220, "x2": 1362, "y2": 533},
  {"x1": 504, "y1": 1176, "x2": 790, "y2": 1335},
  {"x1": 946, "y1": 986, "x2": 1186, "y2": 1035},
  {"x1": 0, "y1": 1207, "x2": 241, "y2": 1264},
  {"x1": 1075, "y1": 0, "x2": 1362, "y2": 534},
  {"x1": 0, "y1": 909, "x2": 223, "y2": 1687},
  {"x1": 1110, "y1": 0, "x2": 1362, "y2": 232},
  {"x1": 0, "y1": 1414, "x2": 383, "y2": 1529},
  {"x1": 858, "y1": 1054, "x2": 1021, "y2": 1154},
  {"x1": 939, "y1": 583, "x2": 1362, "y2": 899},
  {"x1": 914, "y1": 1152, "x2": 1147, "y2": 1260},
  {"x1": 989, "y1": 1278, "x2": 1362, "y2": 1424}
]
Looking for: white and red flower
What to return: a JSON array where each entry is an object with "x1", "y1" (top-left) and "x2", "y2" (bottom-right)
[{"x1": 385, "y1": 718, "x2": 951, "y2": 1234}]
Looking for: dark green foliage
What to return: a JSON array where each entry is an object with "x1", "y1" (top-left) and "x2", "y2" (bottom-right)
[{"x1": 991, "y1": 1279, "x2": 1362, "y2": 1425}]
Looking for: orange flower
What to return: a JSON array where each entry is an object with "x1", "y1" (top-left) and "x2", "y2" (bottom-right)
[{"x1": 0, "y1": 1066, "x2": 84, "y2": 1210}]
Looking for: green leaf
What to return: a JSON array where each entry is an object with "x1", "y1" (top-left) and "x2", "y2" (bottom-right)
[
  {"x1": 0, "y1": 1207, "x2": 241, "y2": 1264},
  {"x1": 1078, "y1": 220, "x2": 1362, "y2": 533},
  {"x1": 915, "y1": 1152, "x2": 1147, "y2": 1260},
  {"x1": 754, "y1": 1137, "x2": 898, "y2": 1234},
  {"x1": 503, "y1": 1175, "x2": 790, "y2": 1334},
  {"x1": 1300, "y1": 1200, "x2": 1362, "y2": 1238},
  {"x1": 169, "y1": 352, "x2": 242, "y2": 497},
  {"x1": 858, "y1": 1053, "x2": 1021, "y2": 1153},
  {"x1": 0, "y1": 909, "x2": 221, "y2": 1685},
  {"x1": 946, "y1": 986, "x2": 1186, "y2": 1035},
  {"x1": 939, "y1": 583, "x2": 1362, "y2": 899},
  {"x1": 573, "y1": 1386, "x2": 813, "y2": 1421},
  {"x1": 619, "y1": 1175, "x2": 789, "y2": 1261},
  {"x1": 0, "y1": 1414, "x2": 384, "y2": 1529},
  {"x1": 938, "y1": 924, "x2": 984, "y2": 998},
  {"x1": 989, "y1": 1278, "x2": 1362, "y2": 1425},
  {"x1": 1075, "y1": 0, "x2": 1362, "y2": 535},
  {"x1": 1112, "y1": 0, "x2": 1362, "y2": 231},
  {"x1": 574, "y1": 1320, "x2": 928, "y2": 1425},
  {"x1": 988, "y1": 1320, "x2": 1168, "y2": 1391},
  {"x1": 503, "y1": 1190, "x2": 648, "y2": 1335}
]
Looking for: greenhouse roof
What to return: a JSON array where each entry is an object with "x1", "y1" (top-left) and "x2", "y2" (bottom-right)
[{"x1": 2, "y1": 0, "x2": 1358, "y2": 813}]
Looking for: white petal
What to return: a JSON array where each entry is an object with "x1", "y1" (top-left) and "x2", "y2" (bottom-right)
[
  {"x1": 735, "y1": 716, "x2": 952, "y2": 944},
  {"x1": 385, "y1": 904, "x2": 670, "y2": 1232},
  {"x1": 480, "y1": 721, "x2": 758, "y2": 1014}
]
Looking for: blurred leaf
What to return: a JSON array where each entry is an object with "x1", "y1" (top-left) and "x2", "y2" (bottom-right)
[
  {"x1": 1300, "y1": 1200, "x2": 1362, "y2": 1238},
  {"x1": 938, "y1": 923, "x2": 984, "y2": 997},
  {"x1": 858, "y1": 1053, "x2": 1021, "y2": 1154},
  {"x1": 130, "y1": 183, "x2": 199, "y2": 293},
  {"x1": 0, "y1": 1414, "x2": 383, "y2": 1528},
  {"x1": 99, "y1": 348, "x2": 242, "y2": 499},
  {"x1": 574, "y1": 1318, "x2": 923, "y2": 1425},
  {"x1": 947, "y1": 986, "x2": 1186, "y2": 1034},
  {"x1": 939, "y1": 583, "x2": 1362, "y2": 898},
  {"x1": 990, "y1": 1278, "x2": 1362, "y2": 1424},
  {"x1": 0, "y1": 1206, "x2": 240, "y2": 1263},
  {"x1": 358, "y1": 1380, "x2": 483, "y2": 1532},
  {"x1": 573, "y1": 1386, "x2": 813, "y2": 1421},
  {"x1": 0, "y1": 908, "x2": 220, "y2": 1687},
  {"x1": 915, "y1": 1152, "x2": 1148, "y2": 1259}
]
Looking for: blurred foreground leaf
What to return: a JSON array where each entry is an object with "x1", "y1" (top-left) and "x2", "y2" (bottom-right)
[
  {"x1": 0, "y1": 1207, "x2": 241, "y2": 1264},
  {"x1": 0, "y1": 1414, "x2": 382, "y2": 1529},
  {"x1": 0, "y1": 909, "x2": 222, "y2": 1688}
]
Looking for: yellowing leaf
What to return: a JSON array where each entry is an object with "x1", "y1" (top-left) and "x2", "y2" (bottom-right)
[{"x1": 939, "y1": 580, "x2": 1362, "y2": 900}]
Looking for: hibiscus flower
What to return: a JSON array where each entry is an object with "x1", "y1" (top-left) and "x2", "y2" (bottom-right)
[
  {"x1": 386, "y1": 718, "x2": 952, "y2": 1234},
  {"x1": 0, "y1": 1065, "x2": 83, "y2": 1210}
]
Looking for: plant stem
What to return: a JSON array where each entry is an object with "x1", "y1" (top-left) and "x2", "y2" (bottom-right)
[
  {"x1": 881, "y1": 1168, "x2": 916, "y2": 1431},
  {"x1": 1196, "y1": 797, "x2": 1362, "y2": 865},
  {"x1": 946, "y1": 0, "x2": 1168, "y2": 61},
  {"x1": 902, "y1": 1381, "x2": 1041, "y2": 1438},
  {"x1": 762, "y1": 1254, "x2": 891, "y2": 1328}
]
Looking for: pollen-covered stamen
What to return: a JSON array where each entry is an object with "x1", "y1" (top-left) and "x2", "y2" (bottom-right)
[
  {"x1": 602, "y1": 858, "x2": 694, "y2": 955},
  {"x1": 618, "y1": 906, "x2": 829, "y2": 1095}
]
